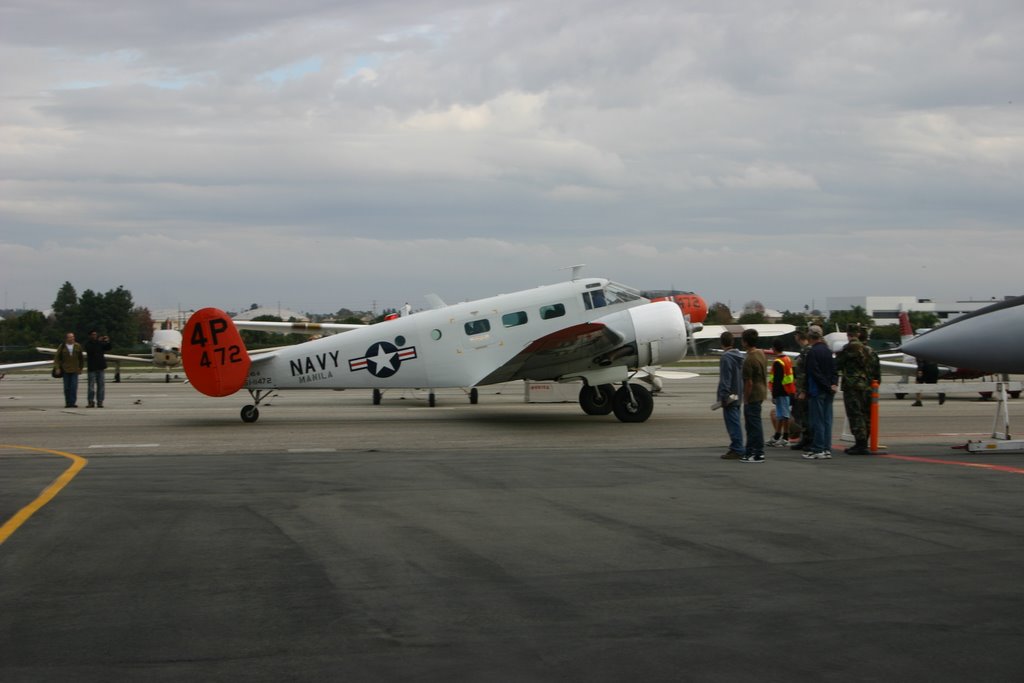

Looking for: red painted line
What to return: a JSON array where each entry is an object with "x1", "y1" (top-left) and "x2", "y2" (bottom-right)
[{"x1": 879, "y1": 453, "x2": 1024, "y2": 475}]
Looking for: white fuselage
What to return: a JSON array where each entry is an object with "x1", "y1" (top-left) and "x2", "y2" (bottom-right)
[
  {"x1": 150, "y1": 329, "x2": 183, "y2": 369},
  {"x1": 244, "y1": 279, "x2": 687, "y2": 391}
]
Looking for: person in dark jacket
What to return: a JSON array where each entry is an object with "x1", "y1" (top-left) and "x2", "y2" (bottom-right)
[
  {"x1": 84, "y1": 330, "x2": 112, "y2": 408},
  {"x1": 717, "y1": 331, "x2": 745, "y2": 459},
  {"x1": 54, "y1": 331, "x2": 85, "y2": 408},
  {"x1": 802, "y1": 328, "x2": 838, "y2": 459}
]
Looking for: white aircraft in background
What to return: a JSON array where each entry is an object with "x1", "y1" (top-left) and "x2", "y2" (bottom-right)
[{"x1": 182, "y1": 276, "x2": 688, "y2": 423}]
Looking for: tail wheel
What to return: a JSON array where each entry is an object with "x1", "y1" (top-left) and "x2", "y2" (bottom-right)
[
  {"x1": 428, "y1": 392, "x2": 436, "y2": 407},
  {"x1": 579, "y1": 384, "x2": 615, "y2": 415},
  {"x1": 240, "y1": 405, "x2": 259, "y2": 423},
  {"x1": 372, "y1": 388, "x2": 382, "y2": 405},
  {"x1": 469, "y1": 388, "x2": 479, "y2": 404},
  {"x1": 613, "y1": 384, "x2": 653, "y2": 423}
]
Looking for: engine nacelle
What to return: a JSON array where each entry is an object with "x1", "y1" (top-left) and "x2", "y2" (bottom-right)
[{"x1": 627, "y1": 301, "x2": 688, "y2": 367}]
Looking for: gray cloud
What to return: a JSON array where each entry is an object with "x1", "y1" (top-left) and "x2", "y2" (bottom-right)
[{"x1": 2, "y1": 1, "x2": 1022, "y2": 314}]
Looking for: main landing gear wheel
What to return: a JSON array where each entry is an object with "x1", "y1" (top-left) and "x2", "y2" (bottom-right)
[
  {"x1": 372, "y1": 388, "x2": 382, "y2": 405},
  {"x1": 469, "y1": 388, "x2": 479, "y2": 405},
  {"x1": 579, "y1": 384, "x2": 615, "y2": 415},
  {"x1": 428, "y1": 391, "x2": 436, "y2": 407},
  {"x1": 240, "y1": 405, "x2": 259, "y2": 423},
  {"x1": 613, "y1": 384, "x2": 654, "y2": 423}
]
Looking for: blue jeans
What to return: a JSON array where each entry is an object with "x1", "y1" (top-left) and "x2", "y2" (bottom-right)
[
  {"x1": 722, "y1": 403, "x2": 743, "y2": 452},
  {"x1": 88, "y1": 370, "x2": 105, "y2": 405},
  {"x1": 808, "y1": 392, "x2": 834, "y2": 452},
  {"x1": 62, "y1": 372, "x2": 80, "y2": 407},
  {"x1": 744, "y1": 401, "x2": 764, "y2": 457}
]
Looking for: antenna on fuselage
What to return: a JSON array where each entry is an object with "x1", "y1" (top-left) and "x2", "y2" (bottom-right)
[{"x1": 562, "y1": 264, "x2": 586, "y2": 280}]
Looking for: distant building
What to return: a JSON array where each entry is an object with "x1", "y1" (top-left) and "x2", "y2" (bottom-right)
[{"x1": 826, "y1": 296, "x2": 1016, "y2": 326}]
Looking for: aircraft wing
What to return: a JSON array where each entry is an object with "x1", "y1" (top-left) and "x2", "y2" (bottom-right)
[
  {"x1": 233, "y1": 321, "x2": 365, "y2": 335},
  {"x1": 474, "y1": 322, "x2": 624, "y2": 385},
  {"x1": 107, "y1": 353, "x2": 165, "y2": 364},
  {"x1": 36, "y1": 347, "x2": 162, "y2": 366},
  {"x1": 0, "y1": 360, "x2": 52, "y2": 372},
  {"x1": 694, "y1": 324, "x2": 795, "y2": 340}
]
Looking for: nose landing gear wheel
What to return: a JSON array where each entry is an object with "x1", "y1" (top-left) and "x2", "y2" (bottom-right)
[
  {"x1": 613, "y1": 384, "x2": 653, "y2": 422},
  {"x1": 240, "y1": 405, "x2": 259, "y2": 423}
]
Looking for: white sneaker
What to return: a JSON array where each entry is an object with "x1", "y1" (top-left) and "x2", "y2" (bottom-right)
[{"x1": 802, "y1": 451, "x2": 826, "y2": 460}]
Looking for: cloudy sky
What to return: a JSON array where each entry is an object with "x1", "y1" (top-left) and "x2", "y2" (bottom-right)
[{"x1": 1, "y1": 0, "x2": 1021, "y2": 316}]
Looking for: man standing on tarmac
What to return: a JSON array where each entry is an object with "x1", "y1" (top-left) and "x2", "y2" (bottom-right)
[
  {"x1": 84, "y1": 329, "x2": 112, "y2": 408},
  {"x1": 836, "y1": 324, "x2": 872, "y2": 455},
  {"x1": 740, "y1": 329, "x2": 768, "y2": 463},
  {"x1": 717, "y1": 331, "x2": 745, "y2": 460},
  {"x1": 53, "y1": 331, "x2": 85, "y2": 408},
  {"x1": 803, "y1": 327, "x2": 838, "y2": 460},
  {"x1": 860, "y1": 328, "x2": 881, "y2": 445}
]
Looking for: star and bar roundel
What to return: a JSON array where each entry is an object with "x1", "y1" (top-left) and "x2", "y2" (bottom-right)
[{"x1": 349, "y1": 341, "x2": 418, "y2": 378}]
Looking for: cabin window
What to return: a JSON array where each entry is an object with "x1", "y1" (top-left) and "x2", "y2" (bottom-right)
[
  {"x1": 539, "y1": 303, "x2": 566, "y2": 320},
  {"x1": 502, "y1": 311, "x2": 528, "y2": 327},
  {"x1": 464, "y1": 319, "x2": 491, "y2": 335}
]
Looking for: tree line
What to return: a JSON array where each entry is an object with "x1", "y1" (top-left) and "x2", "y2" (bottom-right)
[{"x1": 0, "y1": 282, "x2": 154, "y2": 360}]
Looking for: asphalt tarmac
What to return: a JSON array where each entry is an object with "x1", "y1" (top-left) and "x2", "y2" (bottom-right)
[{"x1": 2, "y1": 371, "x2": 1024, "y2": 681}]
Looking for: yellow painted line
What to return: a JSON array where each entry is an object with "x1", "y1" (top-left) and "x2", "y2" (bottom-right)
[{"x1": 0, "y1": 444, "x2": 87, "y2": 545}]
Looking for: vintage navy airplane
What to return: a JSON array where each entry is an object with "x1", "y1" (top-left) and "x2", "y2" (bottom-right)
[{"x1": 183, "y1": 276, "x2": 689, "y2": 423}]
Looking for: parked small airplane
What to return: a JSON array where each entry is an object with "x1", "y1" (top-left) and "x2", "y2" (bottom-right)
[
  {"x1": 183, "y1": 276, "x2": 688, "y2": 423},
  {"x1": 901, "y1": 295, "x2": 1024, "y2": 375}
]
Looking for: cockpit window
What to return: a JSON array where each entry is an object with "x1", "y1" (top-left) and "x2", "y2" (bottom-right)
[
  {"x1": 605, "y1": 282, "x2": 643, "y2": 305},
  {"x1": 582, "y1": 290, "x2": 608, "y2": 310},
  {"x1": 584, "y1": 283, "x2": 642, "y2": 309}
]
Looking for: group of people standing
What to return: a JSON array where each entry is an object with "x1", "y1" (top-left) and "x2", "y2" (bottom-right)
[
  {"x1": 717, "y1": 324, "x2": 880, "y2": 462},
  {"x1": 52, "y1": 330, "x2": 112, "y2": 408}
]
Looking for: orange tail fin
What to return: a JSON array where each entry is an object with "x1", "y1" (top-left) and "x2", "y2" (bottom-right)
[
  {"x1": 898, "y1": 310, "x2": 914, "y2": 342},
  {"x1": 182, "y1": 308, "x2": 252, "y2": 397}
]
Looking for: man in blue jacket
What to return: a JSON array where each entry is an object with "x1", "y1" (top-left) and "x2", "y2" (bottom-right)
[
  {"x1": 802, "y1": 328, "x2": 838, "y2": 459},
  {"x1": 717, "y1": 331, "x2": 745, "y2": 459}
]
